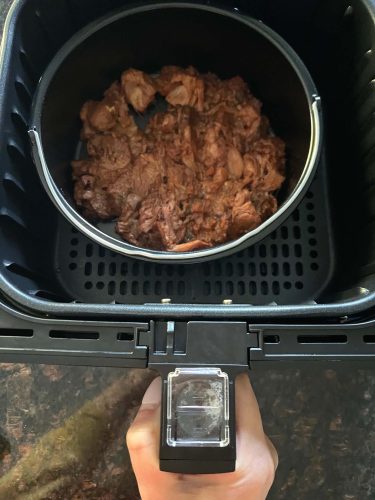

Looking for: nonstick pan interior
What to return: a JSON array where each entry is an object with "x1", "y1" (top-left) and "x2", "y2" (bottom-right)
[{"x1": 30, "y1": 3, "x2": 321, "y2": 263}]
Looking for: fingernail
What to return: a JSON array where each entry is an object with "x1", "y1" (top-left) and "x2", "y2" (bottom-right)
[{"x1": 142, "y1": 376, "x2": 162, "y2": 406}]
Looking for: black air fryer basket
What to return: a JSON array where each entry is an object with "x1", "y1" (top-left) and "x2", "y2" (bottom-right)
[{"x1": 1, "y1": 0, "x2": 375, "y2": 474}]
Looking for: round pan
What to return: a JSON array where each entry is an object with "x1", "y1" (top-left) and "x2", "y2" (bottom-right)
[{"x1": 29, "y1": 2, "x2": 322, "y2": 263}]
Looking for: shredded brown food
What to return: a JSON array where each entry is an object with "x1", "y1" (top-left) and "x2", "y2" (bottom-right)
[{"x1": 72, "y1": 66, "x2": 285, "y2": 252}]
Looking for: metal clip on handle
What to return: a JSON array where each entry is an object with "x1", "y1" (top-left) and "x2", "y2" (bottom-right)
[{"x1": 159, "y1": 367, "x2": 237, "y2": 474}]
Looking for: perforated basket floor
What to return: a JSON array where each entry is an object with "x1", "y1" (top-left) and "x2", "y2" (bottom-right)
[{"x1": 55, "y1": 158, "x2": 334, "y2": 306}]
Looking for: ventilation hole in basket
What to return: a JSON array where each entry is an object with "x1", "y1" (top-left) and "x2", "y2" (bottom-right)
[
  {"x1": 143, "y1": 281, "x2": 150, "y2": 295},
  {"x1": 270, "y1": 244, "x2": 277, "y2": 258},
  {"x1": 294, "y1": 244, "x2": 302, "y2": 258},
  {"x1": 249, "y1": 262, "x2": 256, "y2": 276},
  {"x1": 282, "y1": 245, "x2": 289, "y2": 258},
  {"x1": 283, "y1": 262, "x2": 291, "y2": 276},
  {"x1": 120, "y1": 262, "x2": 128, "y2": 275},
  {"x1": 214, "y1": 262, "x2": 222, "y2": 275},
  {"x1": 308, "y1": 226, "x2": 316, "y2": 234},
  {"x1": 225, "y1": 262, "x2": 233, "y2": 276},
  {"x1": 69, "y1": 250, "x2": 77, "y2": 258},
  {"x1": 309, "y1": 238, "x2": 317, "y2": 246},
  {"x1": 307, "y1": 214, "x2": 315, "y2": 222},
  {"x1": 270, "y1": 232, "x2": 277, "y2": 240},
  {"x1": 95, "y1": 281, "x2": 104, "y2": 290},
  {"x1": 260, "y1": 263, "x2": 267, "y2": 276},
  {"x1": 293, "y1": 226, "x2": 301, "y2": 239},
  {"x1": 155, "y1": 266, "x2": 162, "y2": 277},
  {"x1": 120, "y1": 281, "x2": 127, "y2": 295},
  {"x1": 84, "y1": 262, "x2": 92, "y2": 276},
  {"x1": 19, "y1": 50, "x2": 37, "y2": 83},
  {"x1": 295, "y1": 281, "x2": 303, "y2": 289},
  {"x1": 237, "y1": 263, "x2": 244, "y2": 276},
  {"x1": 132, "y1": 262, "x2": 139, "y2": 275},
  {"x1": 109, "y1": 262, "x2": 116, "y2": 276},
  {"x1": 307, "y1": 202, "x2": 314, "y2": 210},
  {"x1": 247, "y1": 247, "x2": 255, "y2": 258},
  {"x1": 260, "y1": 281, "x2": 268, "y2": 295},
  {"x1": 84, "y1": 282, "x2": 92, "y2": 290},
  {"x1": 71, "y1": 227, "x2": 78, "y2": 234},
  {"x1": 271, "y1": 263, "x2": 279, "y2": 276},
  {"x1": 166, "y1": 266, "x2": 174, "y2": 277},
  {"x1": 311, "y1": 263, "x2": 319, "y2": 271},
  {"x1": 292, "y1": 210, "x2": 300, "y2": 222},
  {"x1": 281, "y1": 226, "x2": 288, "y2": 239},
  {"x1": 86, "y1": 244, "x2": 93, "y2": 257},
  {"x1": 310, "y1": 250, "x2": 318, "y2": 258},
  {"x1": 98, "y1": 247, "x2": 106, "y2": 258},
  {"x1": 178, "y1": 281, "x2": 185, "y2": 295},
  {"x1": 177, "y1": 266, "x2": 185, "y2": 277},
  {"x1": 306, "y1": 191, "x2": 314, "y2": 199},
  {"x1": 238, "y1": 281, "x2": 245, "y2": 295},
  {"x1": 69, "y1": 263, "x2": 77, "y2": 270},
  {"x1": 225, "y1": 281, "x2": 234, "y2": 295},
  {"x1": 71, "y1": 238, "x2": 78, "y2": 246},
  {"x1": 249, "y1": 281, "x2": 257, "y2": 294},
  {"x1": 296, "y1": 262, "x2": 303, "y2": 276},
  {"x1": 259, "y1": 244, "x2": 266, "y2": 257},
  {"x1": 214, "y1": 281, "x2": 222, "y2": 294},
  {"x1": 98, "y1": 262, "x2": 105, "y2": 276},
  {"x1": 166, "y1": 281, "x2": 174, "y2": 294},
  {"x1": 203, "y1": 281, "x2": 211, "y2": 295},
  {"x1": 108, "y1": 281, "x2": 116, "y2": 295},
  {"x1": 284, "y1": 281, "x2": 292, "y2": 290},
  {"x1": 272, "y1": 281, "x2": 280, "y2": 295},
  {"x1": 129, "y1": 281, "x2": 138, "y2": 295}
]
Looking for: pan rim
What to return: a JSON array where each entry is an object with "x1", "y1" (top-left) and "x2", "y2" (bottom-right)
[{"x1": 29, "y1": 1, "x2": 322, "y2": 263}]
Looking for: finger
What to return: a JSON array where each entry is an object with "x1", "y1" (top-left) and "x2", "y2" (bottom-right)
[
  {"x1": 265, "y1": 435, "x2": 279, "y2": 471},
  {"x1": 235, "y1": 373, "x2": 276, "y2": 481},
  {"x1": 126, "y1": 376, "x2": 162, "y2": 474},
  {"x1": 235, "y1": 372, "x2": 265, "y2": 438}
]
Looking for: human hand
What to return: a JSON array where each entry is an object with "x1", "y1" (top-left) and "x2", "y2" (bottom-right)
[{"x1": 127, "y1": 373, "x2": 277, "y2": 500}]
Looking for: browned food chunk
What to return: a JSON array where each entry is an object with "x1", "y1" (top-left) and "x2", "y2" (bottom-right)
[
  {"x1": 72, "y1": 66, "x2": 286, "y2": 251},
  {"x1": 172, "y1": 240, "x2": 212, "y2": 252},
  {"x1": 156, "y1": 66, "x2": 204, "y2": 111},
  {"x1": 121, "y1": 69, "x2": 157, "y2": 112}
]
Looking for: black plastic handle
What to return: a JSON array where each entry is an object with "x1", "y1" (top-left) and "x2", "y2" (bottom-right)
[{"x1": 158, "y1": 367, "x2": 236, "y2": 474}]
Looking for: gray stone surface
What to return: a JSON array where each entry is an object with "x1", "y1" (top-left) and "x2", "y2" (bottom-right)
[{"x1": 0, "y1": 1, "x2": 374, "y2": 498}]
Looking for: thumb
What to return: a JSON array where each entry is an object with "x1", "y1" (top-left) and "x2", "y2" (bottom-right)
[{"x1": 126, "y1": 376, "x2": 162, "y2": 473}]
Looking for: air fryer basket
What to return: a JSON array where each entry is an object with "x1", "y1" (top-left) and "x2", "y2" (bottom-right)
[
  {"x1": 30, "y1": 4, "x2": 321, "y2": 263},
  {"x1": 0, "y1": 0, "x2": 374, "y2": 319}
]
